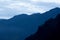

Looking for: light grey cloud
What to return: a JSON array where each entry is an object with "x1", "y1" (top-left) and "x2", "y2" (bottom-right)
[{"x1": 0, "y1": 0, "x2": 60, "y2": 19}]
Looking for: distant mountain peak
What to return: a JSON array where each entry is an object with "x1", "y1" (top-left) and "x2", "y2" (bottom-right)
[
  {"x1": 45, "y1": 7, "x2": 60, "y2": 13},
  {"x1": 53, "y1": 7, "x2": 60, "y2": 9},
  {"x1": 51, "y1": 7, "x2": 60, "y2": 11},
  {"x1": 10, "y1": 14, "x2": 28, "y2": 20},
  {"x1": 14, "y1": 14, "x2": 28, "y2": 17},
  {"x1": 42, "y1": 7, "x2": 60, "y2": 18}
]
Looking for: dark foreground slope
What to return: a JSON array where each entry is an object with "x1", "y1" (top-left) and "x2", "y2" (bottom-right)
[{"x1": 25, "y1": 14, "x2": 60, "y2": 40}]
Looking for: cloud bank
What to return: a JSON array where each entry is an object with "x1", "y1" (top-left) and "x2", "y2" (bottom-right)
[{"x1": 0, "y1": 0, "x2": 60, "y2": 19}]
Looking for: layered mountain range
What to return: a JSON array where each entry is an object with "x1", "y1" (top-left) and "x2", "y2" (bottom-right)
[{"x1": 0, "y1": 7, "x2": 60, "y2": 40}]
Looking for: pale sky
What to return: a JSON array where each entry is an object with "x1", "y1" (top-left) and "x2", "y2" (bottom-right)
[{"x1": 0, "y1": 0, "x2": 60, "y2": 19}]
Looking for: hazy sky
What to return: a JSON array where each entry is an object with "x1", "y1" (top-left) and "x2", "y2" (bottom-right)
[{"x1": 0, "y1": 0, "x2": 60, "y2": 19}]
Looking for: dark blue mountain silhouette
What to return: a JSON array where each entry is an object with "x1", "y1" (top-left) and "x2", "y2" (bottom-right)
[
  {"x1": 0, "y1": 7, "x2": 60, "y2": 40},
  {"x1": 25, "y1": 14, "x2": 60, "y2": 40}
]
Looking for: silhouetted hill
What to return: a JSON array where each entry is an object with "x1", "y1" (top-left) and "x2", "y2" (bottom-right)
[
  {"x1": 25, "y1": 14, "x2": 60, "y2": 40},
  {"x1": 0, "y1": 7, "x2": 60, "y2": 40}
]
